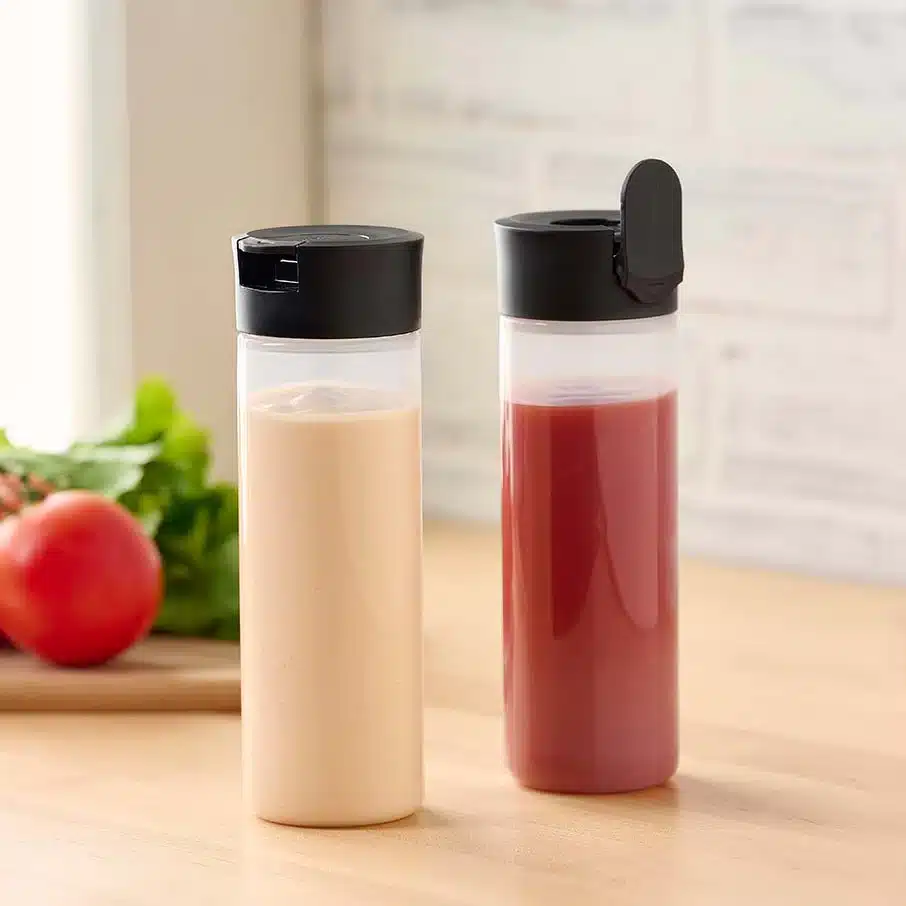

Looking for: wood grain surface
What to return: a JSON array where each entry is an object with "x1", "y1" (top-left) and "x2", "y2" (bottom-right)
[
  {"x1": 0, "y1": 637, "x2": 239, "y2": 712},
  {"x1": 0, "y1": 522, "x2": 903, "y2": 904}
]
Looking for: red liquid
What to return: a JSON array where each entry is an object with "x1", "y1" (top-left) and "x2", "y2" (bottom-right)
[{"x1": 502, "y1": 391, "x2": 677, "y2": 793}]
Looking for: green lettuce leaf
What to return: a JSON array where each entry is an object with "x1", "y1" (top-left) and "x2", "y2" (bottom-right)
[{"x1": 0, "y1": 377, "x2": 240, "y2": 641}]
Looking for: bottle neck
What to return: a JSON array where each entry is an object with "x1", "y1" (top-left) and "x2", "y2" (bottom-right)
[
  {"x1": 239, "y1": 331, "x2": 421, "y2": 408},
  {"x1": 500, "y1": 315, "x2": 677, "y2": 405}
]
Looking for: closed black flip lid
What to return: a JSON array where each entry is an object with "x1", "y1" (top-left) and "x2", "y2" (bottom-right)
[
  {"x1": 495, "y1": 159, "x2": 684, "y2": 322},
  {"x1": 234, "y1": 225, "x2": 423, "y2": 339}
]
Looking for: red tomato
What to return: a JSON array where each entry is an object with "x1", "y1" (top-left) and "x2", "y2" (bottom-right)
[{"x1": 0, "y1": 491, "x2": 162, "y2": 666}]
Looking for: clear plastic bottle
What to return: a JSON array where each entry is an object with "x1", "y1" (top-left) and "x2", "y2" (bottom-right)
[
  {"x1": 234, "y1": 226, "x2": 423, "y2": 826},
  {"x1": 496, "y1": 160, "x2": 684, "y2": 794}
]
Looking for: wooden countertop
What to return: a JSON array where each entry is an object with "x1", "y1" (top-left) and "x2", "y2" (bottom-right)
[{"x1": 1, "y1": 523, "x2": 904, "y2": 904}]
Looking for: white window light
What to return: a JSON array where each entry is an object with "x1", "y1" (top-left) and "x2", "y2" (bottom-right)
[{"x1": 0, "y1": 0, "x2": 131, "y2": 451}]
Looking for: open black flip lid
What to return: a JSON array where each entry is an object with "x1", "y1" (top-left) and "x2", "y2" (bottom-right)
[{"x1": 495, "y1": 159, "x2": 684, "y2": 322}]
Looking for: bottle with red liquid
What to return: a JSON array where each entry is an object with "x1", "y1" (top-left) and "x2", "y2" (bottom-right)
[{"x1": 496, "y1": 159, "x2": 685, "y2": 794}]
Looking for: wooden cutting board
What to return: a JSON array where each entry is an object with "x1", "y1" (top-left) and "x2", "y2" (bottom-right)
[{"x1": 0, "y1": 637, "x2": 240, "y2": 712}]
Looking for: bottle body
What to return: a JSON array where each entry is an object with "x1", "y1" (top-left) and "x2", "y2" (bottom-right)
[
  {"x1": 238, "y1": 331, "x2": 423, "y2": 826},
  {"x1": 500, "y1": 314, "x2": 678, "y2": 793}
]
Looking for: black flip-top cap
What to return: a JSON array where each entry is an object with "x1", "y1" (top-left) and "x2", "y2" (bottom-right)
[
  {"x1": 495, "y1": 159, "x2": 684, "y2": 322},
  {"x1": 234, "y1": 225, "x2": 423, "y2": 339}
]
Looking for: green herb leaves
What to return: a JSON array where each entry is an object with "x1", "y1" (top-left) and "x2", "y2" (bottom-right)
[{"x1": 0, "y1": 378, "x2": 240, "y2": 640}]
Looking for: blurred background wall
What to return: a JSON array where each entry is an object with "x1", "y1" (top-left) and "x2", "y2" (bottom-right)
[
  {"x1": 3, "y1": 0, "x2": 904, "y2": 587},
  {"x1": 126, "y1": 0, "x2": 316, "y2": 480},
  {"x1": 322, "y1": 0, "x2": 906, "y2": 584},
  {"x1": 1, "y1": 0, "x2": 315, "y2": 476}
]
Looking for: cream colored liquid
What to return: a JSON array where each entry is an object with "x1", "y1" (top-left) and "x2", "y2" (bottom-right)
[{"x1": 239, "y1": 383, "x2": 423, "y2": 827}]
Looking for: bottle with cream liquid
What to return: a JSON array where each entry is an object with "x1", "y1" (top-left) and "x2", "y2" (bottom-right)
[{"x1": 234, "y1": 226, "x2": 423, "y2": 827}]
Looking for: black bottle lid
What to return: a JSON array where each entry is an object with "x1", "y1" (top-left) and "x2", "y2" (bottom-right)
[
  {"x1": 234, "y1": 225, "x2": 423, "y2": 339},
  {"x1": 495, "y1": 159, "x2": 684, "y2": 322}
]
